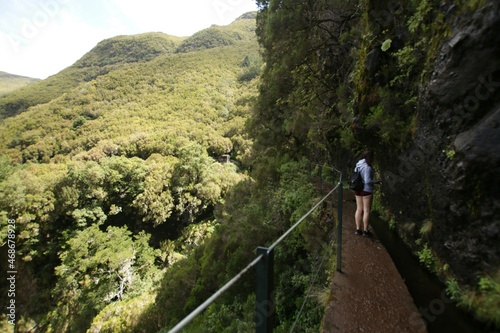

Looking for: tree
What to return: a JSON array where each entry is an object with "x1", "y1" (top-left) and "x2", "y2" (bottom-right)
[
  {"x1": 252, "y1": 0, "x2": 361, "y2": 169},
  {"x1": 133, "y1": 154, "x2": 176, "y2": 226},
  {"x1": 48, "y1": 225, "x2": 160, "y2": 332}
]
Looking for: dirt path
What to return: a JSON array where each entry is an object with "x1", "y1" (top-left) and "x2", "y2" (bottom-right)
[{"x1": 321, "y1": 193, "x2": 427, "y2": 333}]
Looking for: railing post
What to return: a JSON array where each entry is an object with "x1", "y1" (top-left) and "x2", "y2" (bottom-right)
[
  {"x1": 336, "y1": 174, "x2": 343, "y2": 272},
  {"x1": 256, "y1": 247, "x2": 274, "y2": 333}
]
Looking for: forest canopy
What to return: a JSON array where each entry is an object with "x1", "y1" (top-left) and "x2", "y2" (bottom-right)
[
  {"x1": 1, "y1": 1, "x2": 499, "y2": 331},
  {"x1": 0, "y1": 15, "x2": 262, "y2": 332}
]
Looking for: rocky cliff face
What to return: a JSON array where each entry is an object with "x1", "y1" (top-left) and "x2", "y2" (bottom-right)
[{"x1": 380, "y1": 1, "x2": 500, "y2": 285}]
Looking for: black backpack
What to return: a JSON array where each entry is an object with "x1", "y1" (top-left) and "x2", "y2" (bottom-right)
[{"x1": 348, "y1": 169, "x2": 364, "y2": 191}]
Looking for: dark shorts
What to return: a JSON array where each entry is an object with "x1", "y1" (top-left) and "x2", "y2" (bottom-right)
[{"x1": 355, "y1": 191, "x2": 372, "y2": 197}]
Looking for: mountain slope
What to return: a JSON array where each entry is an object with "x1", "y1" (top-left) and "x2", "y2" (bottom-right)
[
  {"x1": 0, "y1": 17, "x2": 258, "y2": 164},
  {"x1": 0, "y1": 14, "x2": 260, "y2": 332},
  {"x1": 177, "y1": 12, "x2": 257, "y2": 53},
  {"x1": 0, "y1": 71, "x2": 39, "y2": 96},
  {"x1": 0, "y1": 14, "x2": 258, "y2": 120},
  {"x1": 0, "y1": 33, "x2": 184, "y2": 118},
  {"x1": 74, "y1": 32, "x2": 183, "y2": 68}
]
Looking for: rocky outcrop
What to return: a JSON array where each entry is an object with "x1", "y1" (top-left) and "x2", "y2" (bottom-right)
[{"x1": 381, "y1": 1, "x2": 500, "y2": 285}]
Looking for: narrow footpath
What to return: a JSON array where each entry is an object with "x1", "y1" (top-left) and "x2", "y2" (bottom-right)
[{"x1": 321, "y1": 192, "x2": 427, "y2": 333}]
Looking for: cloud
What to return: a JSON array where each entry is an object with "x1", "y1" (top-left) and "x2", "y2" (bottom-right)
[{"x1": 0, "y1": 1, "x2": 118, "y2": 79}]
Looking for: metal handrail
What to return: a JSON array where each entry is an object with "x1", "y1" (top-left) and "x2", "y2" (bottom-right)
[
  {"x1": 267, "y1": 184, "x2": 339, "y2": 253},
  {"x1": 168, "y1": 254, "x2": 265, "y2": 333},
  {"x1": 168, "y1": 166, "x2": 343, "y2": 333}
]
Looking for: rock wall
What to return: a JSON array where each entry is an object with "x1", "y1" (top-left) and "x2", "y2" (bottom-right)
[{"x1": 380, "y1": 1, "x2": 500, "y2": 285}]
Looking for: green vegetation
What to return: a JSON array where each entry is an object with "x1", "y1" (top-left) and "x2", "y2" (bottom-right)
[
  {"x1": 0, "y1": 33, "x2": 183, "y2": 119},
  {"x1": 48, "y1": 225, "x2": 161, "y2": 331},
  {"x1": 145, "y1": 159, "x2": 334, "y2": 332},
  {"x1": 0, "y1": 72, "x2": 39, "y2": 96},
  {"x1": 251, "y1": 0, "x2": 498, "y2": 329},
  {"x1": 351, "y1": 0, "x2": 450, "y2": 149},
  {"x1": 417, "y1": 244, "x2": 437, "y2": 271},
  {"x1": 0, "y1": 14, "x2": 259, "y2": 120},
  {"x1": 447, "y1": 271, "x2": 500, "y2": 328},
  {"x1": 1, "y1": 0, "x2": 498, "y2": 331},
  {"x1": 177, "y1": 14, "x2": 257, "y2": 53},
  {"x1": 445, "y1": 147, "x2": 456, "y2": 159},
  {"x1": 0, "y1": 15, "x2": 265, "y2": 332},
  {"x1": 0, "y1": 12, "x2": 335, "y2": 332}
]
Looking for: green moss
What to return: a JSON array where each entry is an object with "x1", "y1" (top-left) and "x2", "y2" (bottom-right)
[
  {"x1": 390, "y1": 43, "x2": 422, "y2": 87},
  {"x1": 446, "y1": 271, "x2": 500, "y2": 329},
  {"x1": 462, "y1": 0, "x2": 488, "y2": 12},
  {"x1": 446, "y1": 277, "x2": 463, "y2": 302},
  {"x1": 381, "y1": 39, "x2": 392, "y2": 52},
  {"x1": 419, "y1": 219, "x2": 433, "y2": 237},
  {"x1": 444, "y1": 148, "x2": 456, "y2": 159},
  {"x1": 417, "y1": 244, "x2": 436, "y2": 271},
  {"x1": 388, "y1": 218, "x2": 396, "y2": 230},
  {"x1": 407, "y1": 0, "x2": 433, "y2": 33}
]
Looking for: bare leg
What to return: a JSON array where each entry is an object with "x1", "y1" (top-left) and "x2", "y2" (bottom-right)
[
  {"x1": 362, "y1": 194, "x2": 373, "y2": 231},
  {"x1": 355, "y1": 195, "x2": 363, "y2": 231}
]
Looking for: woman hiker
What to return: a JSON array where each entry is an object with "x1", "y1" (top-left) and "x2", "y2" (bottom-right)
[{"x1": 354, "y1": 150, "x2": 381, "y2": 237}]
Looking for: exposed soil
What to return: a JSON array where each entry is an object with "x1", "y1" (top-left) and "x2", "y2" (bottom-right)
[{"x1": 321, "y1": 193, "x2": 427, "y2": 333}]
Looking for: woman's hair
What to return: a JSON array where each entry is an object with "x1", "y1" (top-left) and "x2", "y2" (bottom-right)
[{"x1": 361, "y1": 150, "x2": 374, "y2": 166}]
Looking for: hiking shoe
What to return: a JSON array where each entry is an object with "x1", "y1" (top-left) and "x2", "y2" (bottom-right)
[
  {"x1": 363, "y1": 230, "x2": 373, "y2": 237},
  {"x1": 355, "y1": 229, "x2": 362, "y2": 235}
]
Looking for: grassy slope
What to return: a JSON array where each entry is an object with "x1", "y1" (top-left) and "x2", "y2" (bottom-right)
[{"x1": 0, "y1": 72, "x2": 39, "y2": 96}]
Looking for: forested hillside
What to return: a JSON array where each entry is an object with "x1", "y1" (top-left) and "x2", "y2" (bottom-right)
[
  {"x1": 0, "y1": 13, "x2": 267, "y2": 332},
  {"x1": 0, "y1": 33, "x2": 183, "y2": 119},
  {"x1": 1, "y1": 1, "x2": 499, "y2": 332},
  {"x1": 0, "y1": 72, "x2": 39, "y2": 96}
]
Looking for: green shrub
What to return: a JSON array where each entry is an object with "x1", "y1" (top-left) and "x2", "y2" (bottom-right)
[{"x1": 417, "y1": 244, "x2": 436, "y2": 271}]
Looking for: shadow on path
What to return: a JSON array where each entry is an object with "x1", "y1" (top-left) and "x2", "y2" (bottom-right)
[{"x1": 321, "y1": 193, "x2": 427, "y2": 333}]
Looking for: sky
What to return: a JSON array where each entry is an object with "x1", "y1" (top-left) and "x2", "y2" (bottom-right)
[{"x1": 0, "y1": 0, "x2": 258, "y2": 79}]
